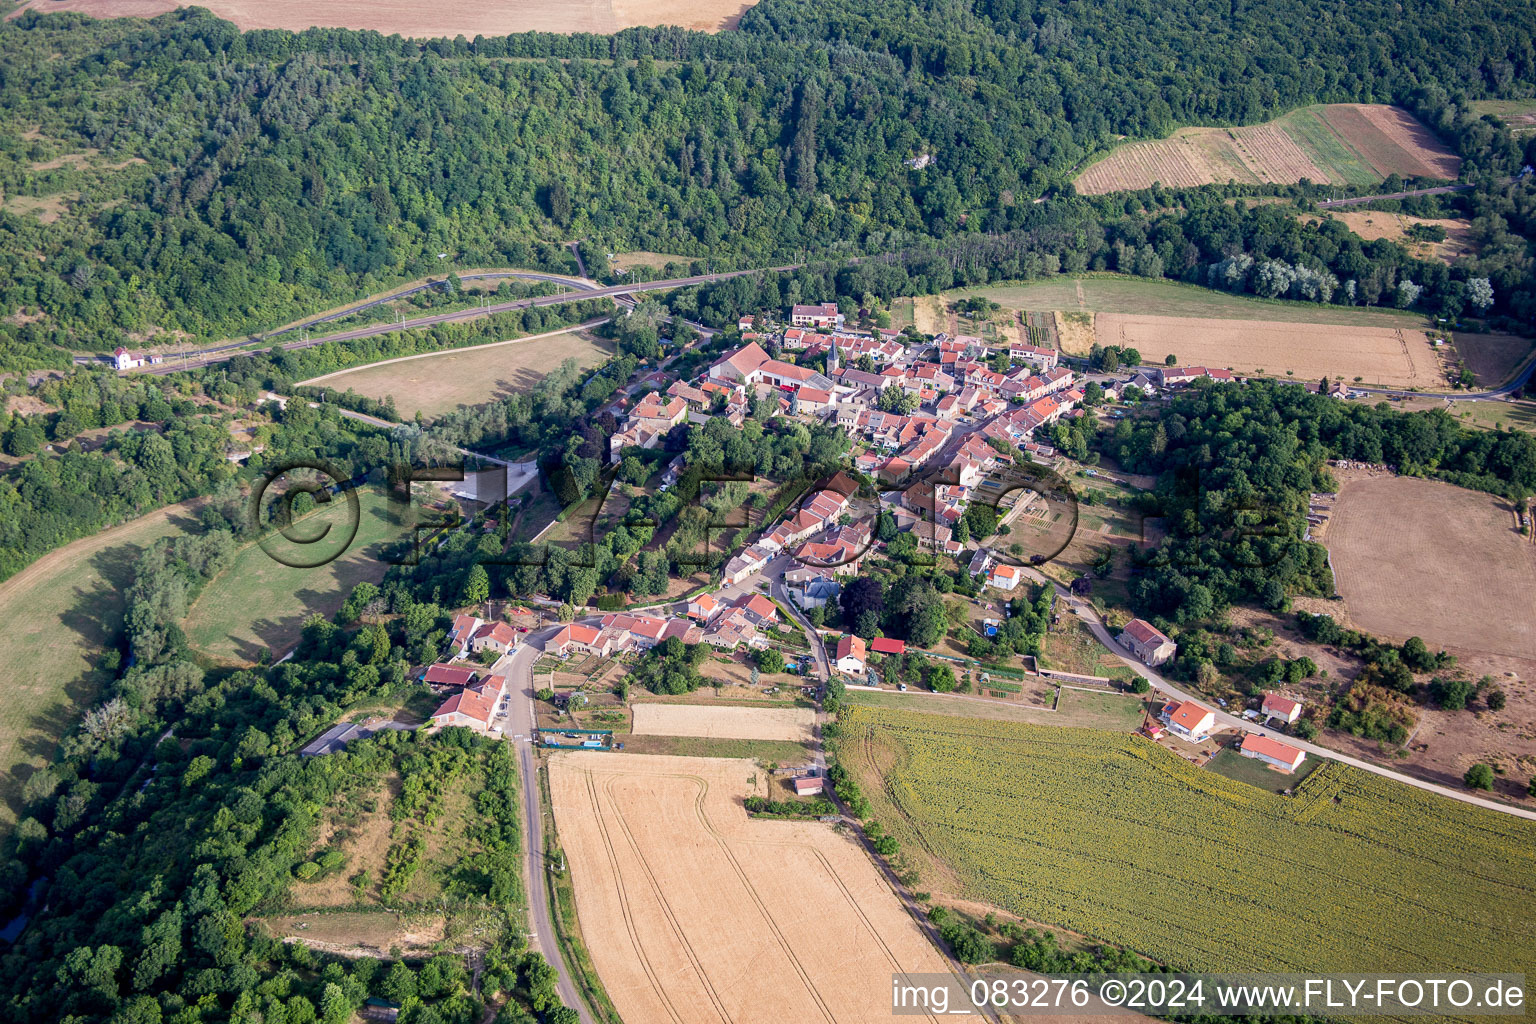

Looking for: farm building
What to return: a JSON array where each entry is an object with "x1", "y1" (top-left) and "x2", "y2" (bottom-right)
[
  {"x1": 835, "y1": 635, "x2": 867, "y2": 674},
  {"x1": 1117, "y1": 618, "x2": 1177, "y2": 667},
  {"x1": 422, "y1": 664, "x2": 478, "y2": 688},
  {"x1": 1160, "y1": 700, "x2": 1216, "y2": 743},
  {"x1": 1261, "y1": 693, "x2": 1303, "y2": 724},
  {"x1": 793, "y1": 775, "x2": 825, "y2": 796},
  {"x1": 1239, "y1": 733, "x2": 1307, "y2": 773},
  {"x1": 870, "y1": 637, "x2": 906, "y2": 655}
]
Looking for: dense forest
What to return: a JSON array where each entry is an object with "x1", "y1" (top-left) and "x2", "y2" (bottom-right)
[{"x1": 2, "y1": 0, "x2": 1536, "y2": 368}]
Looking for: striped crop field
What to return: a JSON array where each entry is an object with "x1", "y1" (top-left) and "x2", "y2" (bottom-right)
[{"x1": 842, "y1": 706, "x2": 1536, "y2": 982}]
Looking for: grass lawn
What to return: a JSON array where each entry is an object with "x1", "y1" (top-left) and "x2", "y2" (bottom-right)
[
  {"x1": 947, "y1": 276, "x2": 1428, "y2": 328},
  {"x1": 1206, "y1": 746, "x2": 1322, "y2": 794},
  {"x1": 309, "y1": 329, "x2": 614, "y2": 420},
  {"x1": 0, "y1": 501, "x2": 200, "y2": 829},
  {"x1": 1053, "y1": 687, "x2": 1147, "y2": 730},
  {"x1": 845, "y1": 685, "x2": 1146, "y2": 731},
  {"x1": 183, "y1": 487, "x2": 404, "y2": 664},
  {"x1": 617, "y1": 734, "x2": 814, "y2": 764}
]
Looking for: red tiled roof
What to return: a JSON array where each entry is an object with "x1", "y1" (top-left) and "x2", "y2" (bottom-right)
[
  {"x1": 1121, "y1": 618, "x2": 1169, "y2": 646},
  {"x1": 1241, "y1": 733, "x2": 1305, "y2": 766},
  {"x1": 1169, "y1": 701, "x2": 1213, "y2": 732},
  {"x1": 870, "y1": 637, "x2": 905, "y2": 654},
  {"x1": 424, "y1": 665, "x2": 477, "y2": 686},
  {"x1": 1261, "y1": 693, "x2": 1303, "y2": 716}
]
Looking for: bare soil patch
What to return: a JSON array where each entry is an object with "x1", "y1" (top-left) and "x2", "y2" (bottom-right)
[
  {"x1": 1327, "y1": 473, "x2": 1536, "y2": 659},
  {"x1": 548, "y1": 752, "x2": 955, "y2": 1024},
  {"x1": 629, "y1": 703, "x2": 814, "y2": 742},
  {"x1": 10, "y1": 0, "x2": 759, "y2": 35},
  {"x1": 1097, "y1": 312, "x2": 1443, "y2": 387},
  {"x1": 262, "y1": 911, "x2": 447, "y2": 957}
]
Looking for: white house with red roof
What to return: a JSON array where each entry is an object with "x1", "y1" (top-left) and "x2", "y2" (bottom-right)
[
  {"x1": 834, "y1": 634, "x2": 867, "y2": 674},
  {"x1": 113, "y1": 347, "x2": 145, "y2": 371},
  {"x1": 1261, "y1": 692, "x2": 1304, "y2": 724},
  {"x1": 987, "y1": 563, "x2": 1022, "y2": 591},
  {"x1": 1159, "y1": 366, "x2": 1236, "y2": 387},
  {"x1": 470, "y1": 621, "x2": 518, "y2": 656},
  {"x1": 1009, "y1": 341, "x2": 1059, "y2": 370},
  {"x1": 430, "y1": 674, "x2": 507, "y2": 733},
  {"x1": 1117, "y1": 618, "x2": 1176, "y2": 666},
  {"x1": 1240, "y1": 733, "x2": 1306, "y2": 772},
  {"x1": 1160, "y1": 700, "x2": 1216, "y2": 743},
  {"x1": 545, "y1": 623, "x2": 616, "y2": 657}
]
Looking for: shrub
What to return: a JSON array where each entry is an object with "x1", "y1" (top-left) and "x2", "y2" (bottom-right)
[{"x1": 1464, "y1": 763, "x2": 1495, "y2": 791}]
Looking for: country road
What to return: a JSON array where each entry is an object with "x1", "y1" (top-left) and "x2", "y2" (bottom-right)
[
  {"x1": 497, "y1": 633, "x2": 597, "y2": 1024},
  {"x1": 1315, "y1": 182, "x2": 1476, "y2": 208},
  {"x1": 114, "y1": 263, "x2": 799, "y2": 376}
]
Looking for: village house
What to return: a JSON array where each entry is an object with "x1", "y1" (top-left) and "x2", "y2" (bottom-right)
[
  {"x1": 1239, "y1": 733, "x2": 1307, "y2": 772},
  {"x1": 545, "y1": 623, "x2": 617, "y2": 658},
  {"x1": 1009, "y1": 341, "x2": 1059, "y2": 370},
  {"x1": 687, "y1": 593, "x2": 721, "y2": 622},
  {"x1": 469, "y1": 621, "x2": 518, "y2": 656},
  {"x1": 987, "y1": 563, "x2": 1022, "y2": 591},
  {"x1": 1117, "y1": 618, "x2": 1177, "y2": 667},
  {"x1": 447, "y1": 614, "x2": 482, "y2": 656},
  {"x1": 1261, "y1": 693, "x2": 1304, "y2": 724},
  {"x1": 1159, "y1": 365, "x2": 1236, "y2": 387},
  {"x1": 834, "y1": 634, "x2": 867, "y2": 674},
  {"x1": 430, "y1": 674, "x2": 507, "y2": 733},
  {"x1": 1161, "y1": 700, "x2": 1216, "y2": 743},
  {"x1": 790, "y1": 302, "x2": 842, "y2": 328},
  {"x1": 423, "y1": 664, "x2": 478, "y2": 688}
]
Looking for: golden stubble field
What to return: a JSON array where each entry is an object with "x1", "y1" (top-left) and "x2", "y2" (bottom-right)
[
  {"x1": 1097, "y1": 312, "x2": 1442, "y2": 387},
  {"x1": 1326, "y1": 473, "x2": 1536, "y2": 659},
  {"x1": 548, "y1": 752, "x2": 963, "y2": 1024},
  {"x1": 10, "y1": 0, "x2": 758, "y2": 35},
  {"x1": 629, "y1": 703, "x2": 816, "y2": 742}
]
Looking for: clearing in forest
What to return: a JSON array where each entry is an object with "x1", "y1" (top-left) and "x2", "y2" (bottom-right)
[
  {"x1": 1096, "y1": 312, "x2": 1441, "y2": 387},
  {"x1": 1326, "y1": 473, "x2": 1536, "y2": 659},
  {"x1": 1074, "y1": 104, "x2": 1459, "y2": 194},
  {"x1": 0, "y1": 502, "x2": 198, "y2": 829},
  {"x1": 548, "y1": 752, "x2": 959, "y2": 1024},
  {"x1": 183, "y1": 487, "x2": 405, "y2": 665},
  {"x1": 629, "y1": 703, "x2": 815, "y2": 742}
]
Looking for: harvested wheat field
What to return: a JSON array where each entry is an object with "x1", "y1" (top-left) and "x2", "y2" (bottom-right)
[
  {"x1": 630, "y1": 703, "x2": 815, "y2": 742},
  {"x1": 9, "y1": 0, "x2": 758, "y2": 35},
  {"x1": 1326, "y1": 474, "x2": 1536, "y2": 659},
  {"x1": 549, "y1": 752, "x2": 963, "y2": 1024},
  {"x1": 1075, "y1": 104, "x2": 1459, "y2": 194},
  {"x1": 1097, "y1": 313, "x2": 1441, "y2": 387}
]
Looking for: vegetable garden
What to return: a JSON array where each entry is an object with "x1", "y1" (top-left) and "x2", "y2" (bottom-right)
[{"x1": 844, "y1": 706, "x2": 1536, "y2": 981}]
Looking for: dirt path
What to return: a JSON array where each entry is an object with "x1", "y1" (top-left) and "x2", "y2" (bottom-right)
[{"x1": 296, "y1": 318, "x2": 612, "y2": 386}]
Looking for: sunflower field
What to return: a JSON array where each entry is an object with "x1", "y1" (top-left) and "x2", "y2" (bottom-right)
[{"x1": 844, "y1": 705, "x2": 1536, "y2": 983}]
